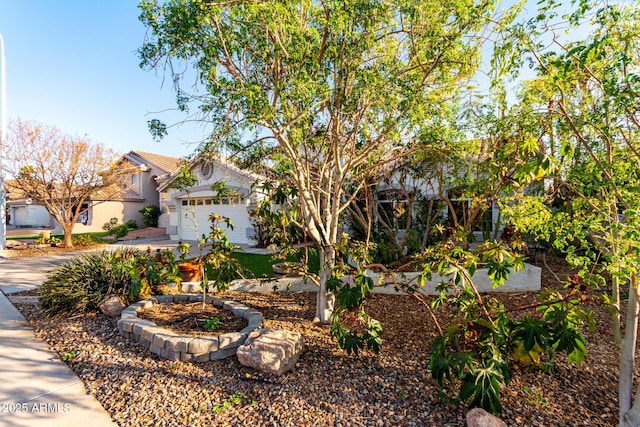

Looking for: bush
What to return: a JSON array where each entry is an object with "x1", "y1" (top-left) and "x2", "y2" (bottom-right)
[
  {"x1": 139, "y1": 205, "x2": 161, "y2": 227},
  {"x1": 102, "y1": 217, "x2": 119, "y2": 231},
  {"x1": 72, "y1": 234, "x2": 97, "y2": 246},
  {"x1": 40, "y1": 250, "x2": 140, "y2": 317},
  {"x1": 125, "y1": 219, "x2": 138, "y2": 229},
  {"x1": 111, "y1": 224, "x2": 130, "y2": 239},
  {"x1": 102, "y1": 218, "x2": 130, "y2": 239},
  {"x1": 39, "y1": 248, "x2": 179, "y2": 317}
]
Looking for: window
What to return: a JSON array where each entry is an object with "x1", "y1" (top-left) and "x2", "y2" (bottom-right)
[
  {"x1": 74, "y1": 203, "x2": 90, "y2": 225},
  {"x1": 447, "y1": 199, "x2": 494, "y2": 233},
  {"x1": 377, "y1": 190, "x2": 409, "y2": 232},
  {"x1": 200, "y1": 162, "x2": 213, "y2": 180},
  {"x1": 181, "y1": 196, "x2": 246, "y2": 206}
]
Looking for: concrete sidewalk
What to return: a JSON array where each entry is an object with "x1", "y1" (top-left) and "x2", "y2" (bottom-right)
[
  {"x1": 0, "y1": 292, "x2": 118, "y2": 427},
  {"x1": 0, "y1": 254, "x2": 118, "y2": 427}
]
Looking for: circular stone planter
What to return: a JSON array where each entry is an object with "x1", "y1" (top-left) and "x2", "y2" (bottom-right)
[
  {"x1": 117, "y1": 294, "x2": 263, "y2": 362},
  {"x1": 272, "y1": 262, "x2": 304, "y2": 276}
]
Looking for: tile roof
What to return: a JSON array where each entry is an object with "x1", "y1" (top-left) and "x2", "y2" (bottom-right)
[
  {"x1": 5, "y1": 180, "x2": 144, "y2": 203},
  {"x1": 126, "y1": 151, "x2": 184, "y2": 174},
  {"x1": 91, "y1": 183, "x2": 145, "y2": 201}
]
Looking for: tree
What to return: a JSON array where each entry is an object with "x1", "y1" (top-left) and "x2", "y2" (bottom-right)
[
  {"x1": 138, "y1": 0, "x2": 500, "y2": 324},
  {"x1": 494, "y1": 2, "x2": 640, "y2": 425},
  {"x1": 4, "y1": 119, "x2": 127, "y2": 247}
]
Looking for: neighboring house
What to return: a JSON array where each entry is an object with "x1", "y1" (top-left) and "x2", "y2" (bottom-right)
[
  {"x1": 6, "y1": 150, "x2": 183, "y2": 233},
  {"x1": 5, "y1": 182, "x2": 51, "y2": 228},
  {"x1": 118, "y1": 150, "x2": 183, "y2": 227},
  {"x1": 158, "y1": 155, "x2": 265, "y2": 245}
]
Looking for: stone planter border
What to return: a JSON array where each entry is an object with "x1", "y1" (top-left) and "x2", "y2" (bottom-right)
[
  {"x1": 360, "y1": 263, "x2": 541, "y2": 295},
  {"x1": 117, "y1": 294, "x2": 263, "y2": 362}
]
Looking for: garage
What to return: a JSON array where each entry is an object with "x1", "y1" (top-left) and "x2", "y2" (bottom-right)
[
  {"x1": 159, "y1": 156, "x2": 265, "y2": 246},
  {"x1": 178, "y1": 195, "x2": 256, "y2": 245}
]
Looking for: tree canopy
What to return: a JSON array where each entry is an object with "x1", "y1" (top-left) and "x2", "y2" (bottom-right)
[
  {"x1": 139, "y1": 0, "x2": 503, "y2": 323},
  {"x1": 4, "y1": 119, "x2": 127, "y2": 247}
]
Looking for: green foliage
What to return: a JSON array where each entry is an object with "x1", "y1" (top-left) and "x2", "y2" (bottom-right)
[
  {"x1": 40, "y1": 248, "x2": 179, "y2": 317},
  {"x1": 35, "y1": 232, "x2": 61, "y2": 245},
  {"x1": 202, "y1": 316, "x2": 220, "y2": 332},
  {"x1": 102, "y1": 218, "x2": 130, "y2": 239},
  {"x1": 424, "y1": 233, "x2": 593, "y2": 414},
  {"x1": 327, "y1": 236, "x2": 383, "y2": 356},
  {"x1": 138, "y1": 0, "x2": 503, "y2": 328},
  {"x1": 212, "y1": 393, "x2": 244, "y2": 413},
  {"x1": 40, "y1": 250, "x2": 141, "y2": 316},
  {"x1": 176, "y1": 241, "x2": 191, "y2": 262},
  {"x1": 200, "y1": 213, "x2": 249, "y2": 293},
  {"x1": 330, "y1": 307, "x2": 383, "y2": 356},
  {"x1": 72, "y1": 233, "x2": 100, "y2": 246},
  {"x1": 61, "y1": 350, "x2": 78, "y2": 362},
  {"x1": 125, "y1": 219, "x2": 138, "y2": 229},
  {"x1": 139, "y1": 205, "x2": 162, "y2": 227},
  {"x1": 147, "y1": 118, "x2": 167, "y2": 142},
  {"x1": 231, "y1": 251, "x2": 319, "y2": 279},
  {"x1": 170, "y1": 163, "x2": 198, "y2": 192}
]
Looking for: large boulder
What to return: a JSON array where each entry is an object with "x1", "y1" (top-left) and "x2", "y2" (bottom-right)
[
  {"x1": 99, "y1": 296, "x2": 126, "y2": 317},
  {"x1": 237, "y1": 328, "x2": 303, "y2": 375},
  {"x1": 466, "y1": 408, "x2": 507, "y2": 427}
]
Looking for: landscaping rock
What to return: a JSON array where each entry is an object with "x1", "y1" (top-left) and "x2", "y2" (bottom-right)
[
  {"x1": 99, "y1": 296, "x2": 126, "y2": 317},
  {"x1": 5, "y1": 240, "x2": 27, "y2": 249},
  {"x1": 237, "y1": 328, "x2": 303, "y2": 375},
  {"x1": 466, "y1": 408, "x2": 507, "y2": 427}
]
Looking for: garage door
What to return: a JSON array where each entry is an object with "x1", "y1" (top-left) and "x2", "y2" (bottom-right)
[
  {"x1": 179, "y1": 197, "x2": 254, "y2": 245},
  {"x1": 13, "y1": 207, "x2": 27, "y2": 226}
]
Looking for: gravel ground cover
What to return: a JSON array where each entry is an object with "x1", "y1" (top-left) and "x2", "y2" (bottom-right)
[{"x1": 10, "y1": 255, "x2": 626, "y2": 427}]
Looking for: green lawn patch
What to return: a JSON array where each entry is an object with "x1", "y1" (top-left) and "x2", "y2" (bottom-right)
[{"x1": 232, "y1": 250, "x2": 319, "y2": 278}]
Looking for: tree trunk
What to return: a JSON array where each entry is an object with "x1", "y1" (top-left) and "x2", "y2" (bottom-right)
[
  {"x1": 62, "y1": 225, "x2": 74, "y2": 248},
  {"x1": 620, "y1": 275, "x2": 639, "y2": 427},
  {"x1": 314, "y1": 245, "x2": 336, "y2": 324},
  {"x1": 613, "y1": 275, "x2": 622, "y2": 346}
]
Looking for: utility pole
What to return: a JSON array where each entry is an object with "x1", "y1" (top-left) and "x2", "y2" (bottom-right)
[{"x1": 0, "y1": 33, "x2": 6, "y2": 250}]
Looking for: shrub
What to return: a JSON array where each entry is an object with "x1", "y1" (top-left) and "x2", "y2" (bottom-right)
[
  {"x1": 40, "y1": 250, "x2": 140, "y2": 317},
  {"x1": 110, "y1": 224, "x2": 130, "y2": 239},
  {"x1": 139, "y1": 205, "x2": 161, "y2": 227},
  {"x1": 72, "y1": 234, "x2": 97, "y2": 246},
  {"x1": 39, "y1": 248, "x2": 179, "y2": 317},
  {"x1": 103, "y1": 218, "x2": 130, "y2": 239},
  {"x1": 125, "y1": 219, "x2": 138, "y2": 229},
  {"x1": 102, "y1": 217, "x2": 119, "y2": 231}
]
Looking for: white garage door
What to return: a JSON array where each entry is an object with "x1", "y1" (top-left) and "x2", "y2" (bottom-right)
[
  {"x1": 13, "y1": 206, "x2": 28, "y2": 226},
  {"x1": 179, "y1": 197, "x2": 255, "y2": 245}
]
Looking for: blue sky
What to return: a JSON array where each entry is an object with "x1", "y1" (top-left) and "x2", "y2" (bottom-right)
[
  {"x1": 0, "y1": 0, "x2": 600, "y2": 161},
  {"x1": 0, "y1": 1, "x2": 203, "y2": 159}
]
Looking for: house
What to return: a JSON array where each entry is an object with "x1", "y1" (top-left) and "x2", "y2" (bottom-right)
[
  {"x1": 157, "y1": 155, "x2": 265, "y2": 245},
  {"x1": 6, "y1": 151, "x2": 183, "y2": 233},
  {"x1": 5, "y1": 183, "x2": 51, "y2": 228},
  {"x1": 117, "y1": 150, "x2": 183, "y2": 226},
  {"x1": 360, "y1": 159, "x2": 504, "y2": 250}
]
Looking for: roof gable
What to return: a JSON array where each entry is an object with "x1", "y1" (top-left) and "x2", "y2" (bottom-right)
[
  {"x1": 158, "y1": 154, "x2": 265, "y2": 192},
  {"x1": 124, "y1": 151, "x2": 184, "y2": 174}
]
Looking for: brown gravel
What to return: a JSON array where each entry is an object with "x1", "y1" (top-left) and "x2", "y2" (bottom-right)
[
  {"x1": 10, "y1": 254, "x2": 627, "y2": 427},
  {"x1": 3, "y1": 243, "x2": 108, "y2": 258}
]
